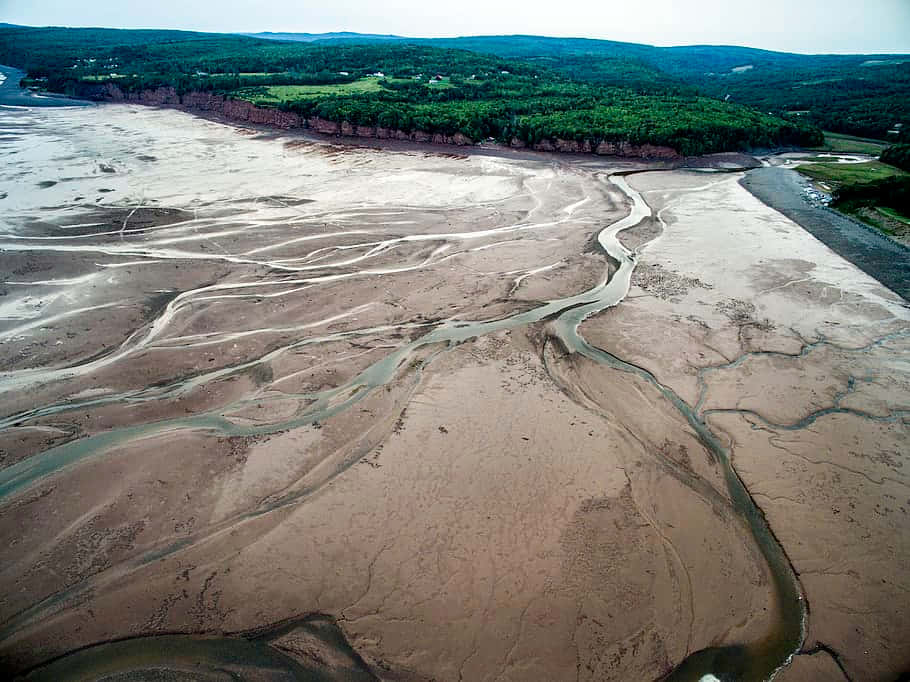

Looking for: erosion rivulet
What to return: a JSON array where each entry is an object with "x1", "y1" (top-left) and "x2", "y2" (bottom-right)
[{"x1": 1, "y1": 105, "x2": 907, "y2": 681}]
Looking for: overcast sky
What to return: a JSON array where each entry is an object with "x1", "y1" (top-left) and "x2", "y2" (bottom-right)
[{"x1": 3, "y1": 0, "x2": 909, "y2": 54}]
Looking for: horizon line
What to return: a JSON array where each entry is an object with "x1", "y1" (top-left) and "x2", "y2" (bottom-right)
[{"x1": 3, "y1": 22, "x2": 910, "y2": 57}]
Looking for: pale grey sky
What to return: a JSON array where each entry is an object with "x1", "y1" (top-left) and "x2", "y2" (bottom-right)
[{"x1": 2, "y1": 0, "x2": 909, "y2": 54}]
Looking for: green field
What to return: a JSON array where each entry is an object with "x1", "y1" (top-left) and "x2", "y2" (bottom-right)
[
  {"x1": 795, "y1": 160, "x2": 907, "y2": 186},
  {"x1": 426, "y1": 77, "x2": 455, "y2": 89},
  {"x1": 237, "y1": 76, "x2": 456, "y2": 105},
  {"x1": 236, "y1": 77, "x2": 386, "y2": 104},
  {"x1": 811, "y1": 132, "x2": 888, "y2": 155}
]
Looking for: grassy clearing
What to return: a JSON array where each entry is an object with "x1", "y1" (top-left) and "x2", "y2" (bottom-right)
[
  {"x1": 795, "y1": 160, "x2": 908, "y2": 187},
  {"x1": 234, "y1": 75, "x2": 458, "y2": 106},
  {"x1": 427, "y1": 77, "x2": 455, "y2": 89},
  {"x1": 236, "y1": 77, "x2": 386, "y2": 104},
  {"x1": 810, "y1": 131, "x2": 888, "y2": 155}
]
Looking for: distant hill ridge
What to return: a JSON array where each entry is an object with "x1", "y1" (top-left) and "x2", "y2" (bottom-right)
[
  {"x1": 243, "y1": 31, "x2": 909, "y2": 66},
  {"x1": 2, "y1": 24, "x2": 907, "y2": 140},
  {"x1": 242, "y1": 31, "x2": 405, "y2": 43},
  {"x1": 240, "y1": 31, "x2": 909, "y2": 139}
]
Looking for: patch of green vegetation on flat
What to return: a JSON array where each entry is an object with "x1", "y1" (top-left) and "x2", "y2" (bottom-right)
[
  {"x1": 846, "y1": 208, "x2": 892, "y2": 233},
  {"x1": 799, "y1": 156, "x2": 910, "y2": 239},
  {"x1": 795, "y1": 161, "x2": 908, "y2": 187},
  {"x1": 236, "y1": 77, "x2": 386, "y2": 104},
  {"x1": 810, "y1": 132, "x2": 888, "y2": 155},
  {"x1": 841, "y1": 204, "x2": 910, "y2": 238},
  {"x1": 877, "y1": 206, "x2": 910, "y2": 226},
  {"x1": 426, "y1": 77, "x2": 455, "y2": 89}
]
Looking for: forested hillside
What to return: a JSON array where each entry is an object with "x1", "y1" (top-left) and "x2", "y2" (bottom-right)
[
  {"x1": 437, "y1": 39, "x2": 910, "y2": 140},
  {"x1": 255, "y1": 32, "x2": 910, "y2": 141},
  {"x1": 0, "y1": 25, "x2": 823, "y2": 155}
]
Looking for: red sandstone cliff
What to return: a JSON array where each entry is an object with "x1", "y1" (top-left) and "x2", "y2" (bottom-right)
[{"x1": 80, "y1": 84, "x2": 680, "y2": 160}]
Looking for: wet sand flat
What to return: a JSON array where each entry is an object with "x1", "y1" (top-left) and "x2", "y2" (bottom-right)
[
  {"x1": 0, "y1": 104, "x2": 907, "y2": 681},
  {"x1": 582, "y1": 170, "x2": 909, "y2": 680}
]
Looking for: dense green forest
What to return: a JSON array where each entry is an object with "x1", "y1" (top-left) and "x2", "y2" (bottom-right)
[
  {"x1": 833, "y1": 177, "x2": 910, "y2": 216},
  {"x1": 254, "y1": 32, "x2": 910, "y2": 141},
  {"x1": 431, "y1": 39, "x2": 910, "y2": 140},
  {"x1": 881, "y1": 144, "x2": 910, "y2": 172},
  {"x1": 0, "y1": 25, "x2": 828, "y2": 154},
  {"x1": 689, "y1": 63, "x2": 909, "y2": 140}
]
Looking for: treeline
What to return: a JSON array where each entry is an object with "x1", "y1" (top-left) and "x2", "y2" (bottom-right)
[
  {"x1": 512, "y1": 54, "x2": 692, "y2": 95},
  {"x1": 0, "y1": 26, "x2": 528, "y2": 85},
  {"x1": 881, "y1": 144, "x2": 910, "y2": 172},
  {"x1": 351, "y1": 35, "x2": 908, "y2": 141},
  {"x1": 693, "y1": 63, "x2": 910, "y2": 140},
  {"x1": 73, "y1": 71, "x2": 361, "y2": 96},
  {"x1": 276, "y1": 91, "x2": 821, "y2": 154},
  {"x1": 0, "y1": 25, "x2": 823, "y2": 156},
  {"x1": 833, "y1": 176, "x2": 910, "y2": 217},
  {"x1": 511, "y1": 100, "x2": 820, "y2": 154}
]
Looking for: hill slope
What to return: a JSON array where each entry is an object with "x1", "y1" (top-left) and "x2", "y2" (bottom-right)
[
  {"x1": 0, "y1": 25, "x2": 822, "y2": 155},
  {"x1": 249, "y1": 31, "x2": 910, "y2": 139}
]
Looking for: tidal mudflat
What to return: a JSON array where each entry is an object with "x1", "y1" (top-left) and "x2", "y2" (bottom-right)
[{"x1": 0, "y1": 104, "x2": 907, "y2": 681}]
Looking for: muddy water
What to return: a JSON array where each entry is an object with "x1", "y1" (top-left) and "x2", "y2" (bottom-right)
[
  {"x1": 0, "y1": 65, "x2": 92, "y2": 108},
  {"x1": 1, "y1": 104, "x2": 801, "y2": 680}
]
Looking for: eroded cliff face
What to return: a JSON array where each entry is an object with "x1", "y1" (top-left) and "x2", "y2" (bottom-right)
[
  {"x1": 511, "y1": 136, "x2": 679, "y2": 160},
  {"x1": 79, "y1": 84, "x2": 680, "y2": 159}
]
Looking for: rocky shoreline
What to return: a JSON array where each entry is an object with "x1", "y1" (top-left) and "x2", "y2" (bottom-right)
[
  {"x1": 741, "y1": 166, "x2": 910, "y2": 299},
  {"x1": 78, "y1": 82, "x2": 682, "y2": 159}
]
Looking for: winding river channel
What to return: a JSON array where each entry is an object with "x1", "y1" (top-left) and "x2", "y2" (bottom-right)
[{"x1": 5, "y1": 100, "x2": 875, "y2": 681}]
